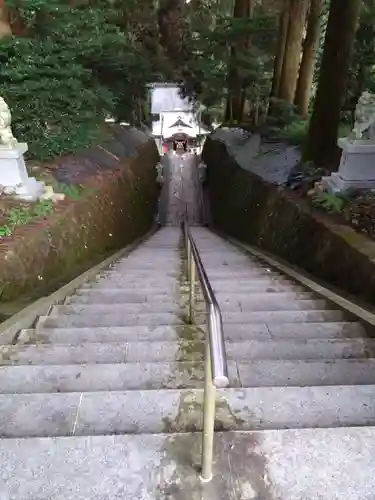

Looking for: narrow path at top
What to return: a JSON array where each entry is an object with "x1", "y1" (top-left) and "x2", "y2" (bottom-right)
[{"x1": 159, "y1": 153, "x2": 203, "y2": 226}]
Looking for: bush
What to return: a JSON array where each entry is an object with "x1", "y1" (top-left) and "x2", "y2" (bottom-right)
[
  {"x1": 0, "y1": 36, "x2": 112, "y2": 160},
  {"x1": 312, "y1": 191, "x2": 345, "y2": 214},
  {"x1": 0, "y1": 1, "x2": 153, "y2": 160},
  {"x1": 344, "y1": 192, "x2": 375, "y2": 238},
  {"x1": 278, "y1": 120, "x2": 308, "y2": 146},
  {"x1": 267, "y1": 98, "x2": 300, "y2": 129}
]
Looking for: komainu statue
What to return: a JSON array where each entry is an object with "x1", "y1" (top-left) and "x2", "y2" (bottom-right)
[
  {"x1": 0, "y1": 97, "x2": 18, "y2": 148},
  {"x1": 352, "y1": 91, "x2": 375, "y2": 140}
]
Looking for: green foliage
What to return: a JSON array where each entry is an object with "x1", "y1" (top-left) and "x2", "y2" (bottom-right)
[
  {"x1": 55, "y1": 183, "x2": 85, "y2": 201},
  {"x1": 312, "y1": 191, "x2": 345, "y2": 214},
  {"x1": 0, "y1": 226, "x2": 12, "y2": 238},
  {"x1": 179, "y1": 0, "x2": 277, "y2": 118},
  {"x1": 0, "y1": 199, "x2": 54, "y2": 238},
  {"x1": 278, "y1": 120, "x2": 309, "y2": 146},
  {"x1": 268, "y1": 116, "x2": 352, "y2": 148},
  {"x1": 0, "y1": 0, "x2": 157, "y2": 159},
  {"x1": 267, "y1": 99, "x2": 300, "y2": 128},
  {"x1": 32, "y1": 199, "x2": 54, "y2": 218}
]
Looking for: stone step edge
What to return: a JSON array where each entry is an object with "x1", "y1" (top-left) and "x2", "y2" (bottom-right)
[
  {"x1": 45, "y1": 309, "x2": 342, "y2": 318},
  {"x1": 0, "y1": 426, "x2": 374, "y2": 441},
  {"x1": 20, "y1": 322, "x2": 366, "y2": 336},
  {"x1": 8, "y1": 337, "x2": 375, "y2": 347},
  {"x1": 1, "y1": 384, "x2": 375, "y2": 398}
]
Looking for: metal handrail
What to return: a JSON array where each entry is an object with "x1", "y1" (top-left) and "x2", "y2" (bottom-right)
[{"x1": 183, "y1": 220, "x2": 229, "y2": 482}]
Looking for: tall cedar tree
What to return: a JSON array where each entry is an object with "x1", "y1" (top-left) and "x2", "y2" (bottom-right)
[
  {"x1": 305, "y1": 0, "x2": 362, "y2": 167},
  {"x1": 270, "y1": 0, "x2": 290, "y2": 99},
  {"x1": 278, "y1": 0, "x2": 309, "y2": 103},
  {"x1": 225, "y1": 0, "x2": 253, "y2": 123},
  {"x1": 294, "y1": 0, "x2": 324, "y2": 116},
  {"x1": 0, "y1": 0, "x2": 11, "y2": 37},
  {"x1": 0, "y1": 0, "x2": 24, "y2": 37},
  {"x1": 157, "y1": 0, "x2": 188, "y2": 71}
]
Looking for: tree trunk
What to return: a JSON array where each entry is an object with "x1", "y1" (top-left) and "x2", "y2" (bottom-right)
[
  {"x1": 294, "y1": 0, "x2": 324, "y2": 116},
  {"x1": 225, "y1": 0, "x2": 253, "y2": 123},
  {"x1": 278, "y1": 0, "x2": 309, "y2": 103},
  {"x1": 270, "y1": 0, "x2": 291, "y2": 99},
  {"x1": 157, "y1": 0, "x2": 187, "y2": 67},
  {"x1": 304, "y1": 0, "x2": 362, "y2": 168},
  {"x1": 224, "y1": 97, "x2": 232, "y2": 122},
  {"x1": 0, "y1": 0, "x2": 11, "y2": 38}
]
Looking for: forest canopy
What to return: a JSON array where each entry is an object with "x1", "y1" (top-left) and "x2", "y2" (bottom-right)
[{"x1": 0, "y1": 0, "x2": 370, "y2": 167}]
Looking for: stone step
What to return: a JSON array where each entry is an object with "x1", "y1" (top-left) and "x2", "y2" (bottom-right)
[
  {"x1": 116, "y1": 255, "x2": 180, "y2": 261},
  {"x1": 211, "y1": 268, "x2": 276, "y2": 276},
  {"x1": 126, "y1": 246, "x2": 180, "y2": 251},
  {"x1": 205, "y1": 270, "x2": 280, "y2": 278},
  {"x1": 46, "y1": 309, "x2": 346, "y2": 327},
  {"x1": 98, "y1": 270, "x2": 181, "y2": 278},
  {"x1": 86, "y1": 279, "x2": 181, "y2": 289},
  {"x1": 20, "y1": 322, "x2": 366, "y2": 346},
  {"x1": 68, "y1": 289, "x2": 315, "y2": 305},
  {"x1": 122, "y1": 243, "x2": 179, "y2": 247},
  {"x1": 108, "y1": 267, "x2": 180, "y2": 275},
  {"x1": 1, "y1": 428, "x2": 374, "y2": 500},
  {"x1": 82, "y1": 283, "x2": 181, "y2": 292},
  {"x1": 116, "y1": 258, "x2": 180, "y2": 264},
  {"x1": 4, "y1": 337, "x2": 375, "y2": 366},
  {"x1": 99, "y1": 270, "x2": 282, "y2": 281},
  {"x1": 208, "y1": 265, "x2": 275, "y2": 273},
  {"x1": 67, "y1": 290, "x2": 179, "y2": 305},
  {"x1": 82, "y1": 281, "x2": 304, "y2": 293},
  {"x1": 2, "y1": 385, "x2": 375, "y2": 438},
  {"x1": 51, "y1": 303, "x2": 184, "y2": 316},
  {"x1": 215, "y1": 291, "x2": 315, "y2": 299},
  {"x1": 87, "y1": 276, "x2": 299, "y2": 290},
  {"x1": 0, "y1": 361, "x2": 240, "y2": 394},
  {"x1": 219, "y1": 310, "x2": 346, "y2": 324},
  {"x1": 53, "y1": 298, "x2": 330, "y2": 316},
  {"x1": 237, "y1": 359, "x2": 375, "y2": 387},
  {"x1": 207, "y1": 274, "x2": 284, "y2": 282},
  {"x1": 262, "y1": 321, "x2": 367, "y2": 339},
  {"x1": 206, "y1": 260, "x2": 267, "y2": 270},
  {"x1": 90, "y1": 276, "x2": 179, "y2": 286},
  {"x1": 195, "y1": 247, "x2": 248, "y2": 252},
  {"x1": 17, "y1": 325, "x2": 206, "y2": 345},
  {"x1": 211, "y1": 279, "x2": 304, "y2": 292},
  {"x1": 36, "y1": 313, "x2": 186, "y2": 329},
  {"x1": 0, "y1": 340, "x2": 205, "y2": 365},
  {"x1": 113, "y1": 263, "x2": 180, "y2": 270},
  {"x1": 228, "y1": 337, "x2": 375, "y2": 360},
  {"x1": 216, "y1": 298, "x2": 328, "y2": 312}
]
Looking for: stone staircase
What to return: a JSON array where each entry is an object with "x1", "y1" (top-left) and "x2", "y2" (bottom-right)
[{"x1": 1, "y1": 226, "x2": 375, "y2": 499}]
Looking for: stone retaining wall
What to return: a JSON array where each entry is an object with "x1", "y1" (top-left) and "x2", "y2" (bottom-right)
[
  {"x1": 0, "y1": 131, "x2": 159, "y2": 302},
  {"x1": 203, "y1": 137, "x2": 375, "y2": 305}
]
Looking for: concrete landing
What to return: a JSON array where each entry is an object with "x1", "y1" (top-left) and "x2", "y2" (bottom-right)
[{"x1": 1, "y1": 428, "x2": 374, "y2": 499}]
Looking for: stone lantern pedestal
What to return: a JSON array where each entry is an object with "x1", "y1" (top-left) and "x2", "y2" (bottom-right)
[
  {"x1": 322, "y1": 138, "x2": 375, "y2": 194},
  {"x1": 0, "y1": 143, "x2": 45, "y2": 200}
]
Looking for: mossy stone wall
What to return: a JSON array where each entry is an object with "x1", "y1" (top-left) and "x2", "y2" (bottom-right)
[
  {"x1": 203, "y1": 137, "x2": 375, "y2": 304},
  {"x1": 0, "y1": 136, "x2": 160, "y2": 302}
]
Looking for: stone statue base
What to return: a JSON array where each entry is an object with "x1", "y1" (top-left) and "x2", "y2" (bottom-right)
[
  {"x1": 322, "y1": 137, "x2": 375, "y2": 194},
  {"x1": 0, "y1": 143, "x2": 45, "y2": 201}
]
